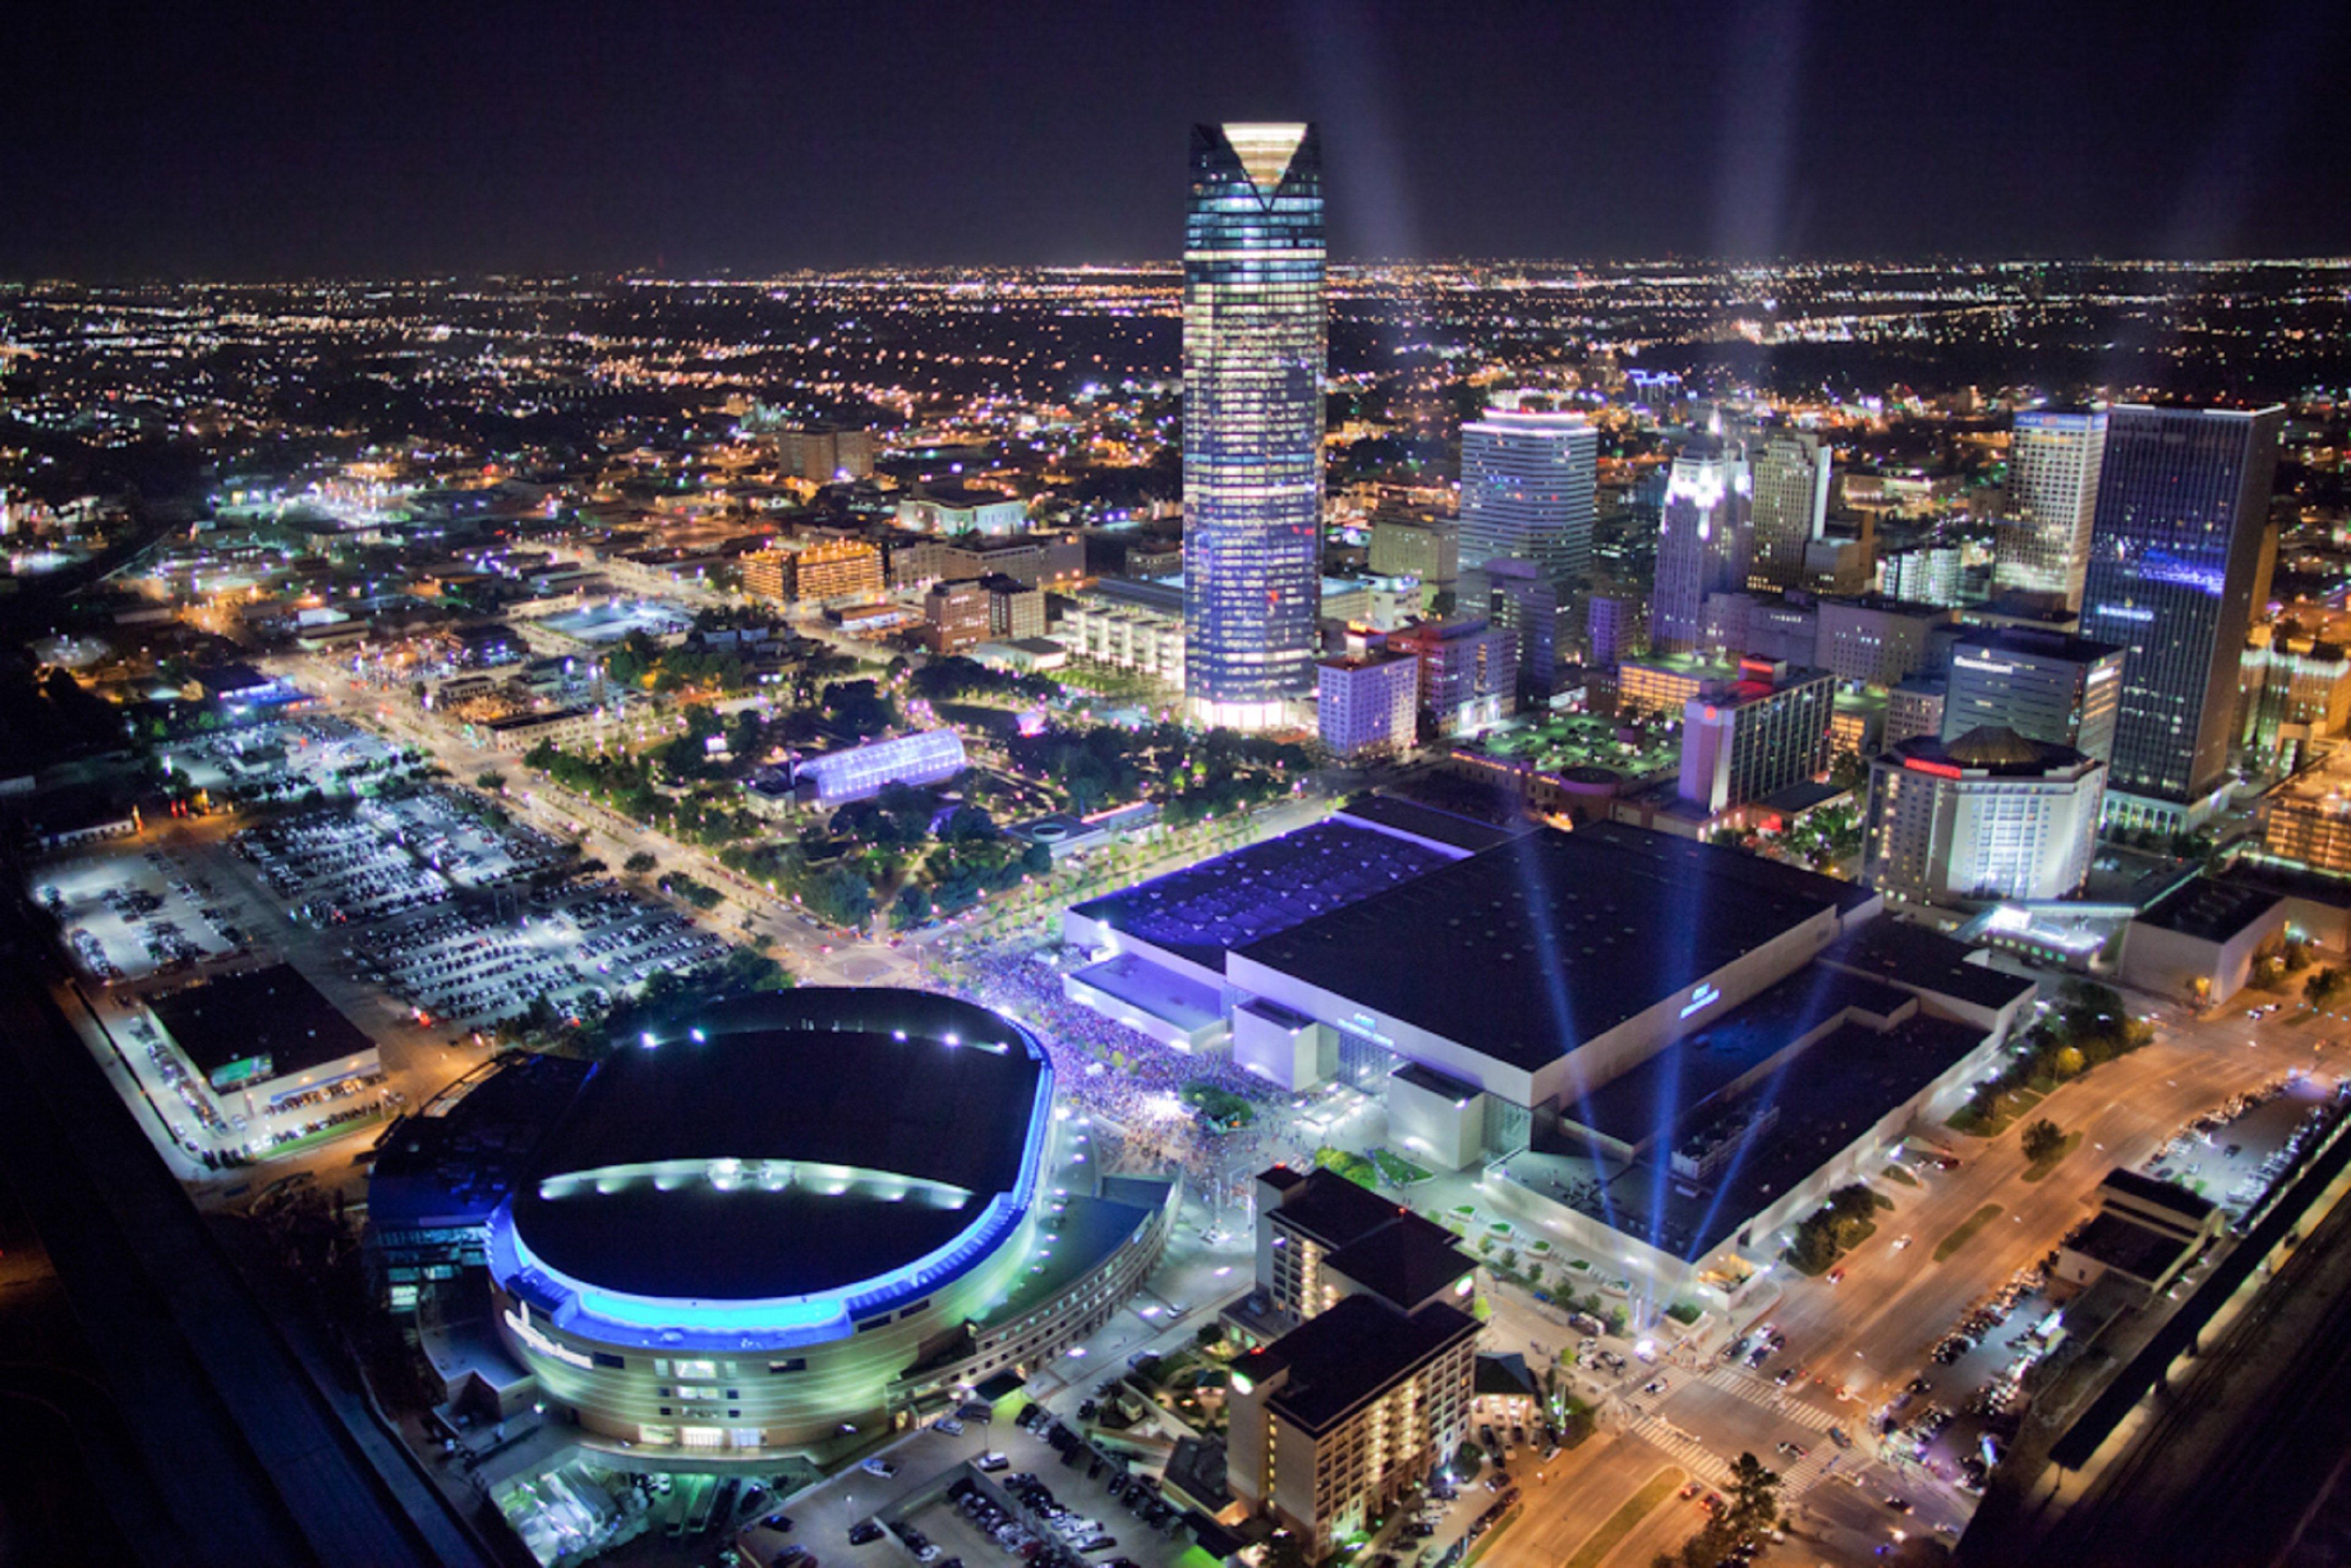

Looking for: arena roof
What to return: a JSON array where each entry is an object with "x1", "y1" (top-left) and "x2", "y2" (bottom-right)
[
  {"x1": 1236, "y1": 827, "x2": 1852, "y2": 1073},
  {"x1": 506, "y1": 990, "x2": 1048, "y2": 1307}
]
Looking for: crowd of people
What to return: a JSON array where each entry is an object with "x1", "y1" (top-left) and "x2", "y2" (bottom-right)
[{"x1": 952, "y1": 945, "x2": 1310, "y2": 1207}]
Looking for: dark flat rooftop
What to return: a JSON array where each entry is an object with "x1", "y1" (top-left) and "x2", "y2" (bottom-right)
[
  {"x1": 1564, "y1": 966, "x2": 1912, "y2": 1147},
  {"x1": 1821, "y1": 919, "x2": 2039, "y2": 1012},
  {"x1": 1242, "y1": 1293, "x2": 1479, "y2": 1435},
  {"x1": 1324, "y1": 1213, "x2": 1476, "y2": 1310},
  {"x1": 1237, "y1": 827, "x2": 1848, "y2": 1073},
  {"x1": 512, "y1": 995, "x2": 1043, "y2": 1301},
  {"x1": 1951, "y1": 625, "x2": 2126, "y2": 666},
  {"x1": 369, "y1": 1052, "x2": 593, "y2": 1232},
  {"x1": 151, "y1": 962, "x2": 375, "y2": 1083},
  {"x1": 2099, "y1": 1167, "x2": 2217, "y2": 1223},
  {"x1": 1071, "y1": 820, "x2": 1457, "y2": 967},
  {"x1": 1333, "y1": 793, "x2": 1531, "y2": 854},
  {"x1": 1264, "y1": 1164, "x2": 1412, "y2": 1250},
  {"x1": 2136, "y1": 876, "x2": 2285, "y2": 943},
  {"x1": 1513, "y1": 1010, "x2": 1985, "y2": 1260},
  {"x1": 2068, "y1": 1211, "x2": 2195, "y2": 1284}
]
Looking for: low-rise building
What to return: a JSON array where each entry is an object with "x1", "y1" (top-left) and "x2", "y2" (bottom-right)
[
  {"x1": 1317, "y1": 653, "x2": 1419, "y2": 760},
  {"x1": 898, "y1": 484, "x2": 1027, "y2": 538},
  {"x1": 2121, "y1": 877, "x2": 2289, "y2": 1005},
  {"x1": 484, "y1": 705, "x2": 602, "y2": 754},
  {"x1": 2052, "y1": 1169, "x2": 2224, "y2": 1304},
  {"x1": 923, "y1": 579, "x2": 991, "y2": 655}
]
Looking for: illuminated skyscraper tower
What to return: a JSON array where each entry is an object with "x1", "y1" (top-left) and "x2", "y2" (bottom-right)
[
  {"x1": 2079, "y1": 403, "x2": 2282, "y2": 821},
  {"x1": 1648, "y1": 437, "x2": 1752, "y2": 655},
  {"x1": 1459, "y1": 396, "x2": 1598, "y2": 581},
  {"x1": 1992, "y1": 407, "x2": 2108, "y2": 611},
  {"x1": 1745, "y1": 429, "x2": 1830, "y2": 593},
  {"x1": 1182, "y1": 122, "x2": 1325, "y2": 729}
]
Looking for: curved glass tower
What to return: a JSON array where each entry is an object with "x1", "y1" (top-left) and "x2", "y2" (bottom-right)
[{"x1": 1182, "y1": 122, "x2": 1325, "y2": 730}]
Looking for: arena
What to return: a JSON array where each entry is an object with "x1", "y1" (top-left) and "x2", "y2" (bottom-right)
[{"x1": 474, "y1": 989, "x2": 1174, "y2": 1458}]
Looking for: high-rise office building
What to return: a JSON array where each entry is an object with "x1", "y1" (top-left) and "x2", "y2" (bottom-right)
[
  {"x1": 1458, "y1": 398, "x2": 1599, "y2": 582},
  {"x1": 1993, "y1": 408, "x2": 2107, "y2": 611},
  {"x1": 1649, "y1": 438, "x2": 1752, "y2": 655},
  {"x1": 1747, "y1": 430, "x2": 1831, "y2": 593},
  {"x1": 2079, "y1": 404, "x2": 2283, "y2": 816},
  {"x1": 1182, "y1": 122, "x2": 1326, "y2": 730},
  {"x1": 1480, "y1": 556, "x2": 1566, "y2": 702},
  {"x1": 1941, "y1": 626, "x2": 2126, "y2": 765}
]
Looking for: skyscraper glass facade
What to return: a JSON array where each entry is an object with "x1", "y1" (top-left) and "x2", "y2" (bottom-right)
[
  {"x1": 1458, "y1": 400, "x2": 1598, "y2": 582},
  {"x1": 1648, "y1": 438, "x2": 1752, "y2": 655},
  {"x1": 1182, "y1": 122, "x2": 1325, "y2": 729},
  {"x1": 2078, "y1": 403, "x2": 2282, "y2": 803},
  {"x1": 1745, "y1": 430, "x2": 1830, "y2": 593},
  {"x1": 1992, "y1": 408, "x2": 2107, "y2": 610}
]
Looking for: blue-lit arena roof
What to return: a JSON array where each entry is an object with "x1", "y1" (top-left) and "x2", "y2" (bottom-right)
[{"x1": 487, "y1": 990, "x2": 1052, "y2": 1351}]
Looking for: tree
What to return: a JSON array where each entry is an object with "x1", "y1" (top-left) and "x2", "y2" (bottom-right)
[
  {"x1": 623, "y1": 850, "x2": 658, "y2": 876},
  {"x1": 2022, "y1": 1117, "x2": 2065, "y2": 1163},
  {"x1": 475, "y1": 770, "x2": 506, "y2": 792},
  {"x1": 1725, "y1": 1451, "x2": 1782, "y2": 1544},
  {"x1": 2307, "y1": 966, "x2": 2347, "y2": 1010}
]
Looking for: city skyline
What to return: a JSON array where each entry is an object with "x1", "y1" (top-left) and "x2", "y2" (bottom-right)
[
  {"x1": 6, "y1": 11, "x2": 2351, "y2": 1565},
  {"x1": 2, "y1": 1, "x2": 2347, "y2": 279}
]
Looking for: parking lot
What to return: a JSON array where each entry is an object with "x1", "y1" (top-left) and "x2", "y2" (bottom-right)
[
  {"x1": 2142, "y1": 1071, "x2": 2336, "y2": 1218},
  {"x1": 353, "y1": 879, "x2": 729, "y2": 1030},
  {"x1": 378, "y1": 786, "x2": 572, "y2": 888},
  {"x1": 37, "y1": 842, "x2": 254, "y2": 983},
  {"x1": 170, "y1": 711, "x2": 412, "y2": 805},
  {"x1": 238, "y1": 805, "x2": 454, "y2": 925}
]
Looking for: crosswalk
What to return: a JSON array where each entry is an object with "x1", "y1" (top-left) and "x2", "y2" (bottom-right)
[
  {"x1": 1618, "y1": 1407, "x2": 1733, "y2": 1490},
  {"x1": 1611, "y1": 1365, "x2": 1852, "y2": 1499},
  {"x1": 1696, "y1": 1365, "x2": 1841, "y2": 1432}
]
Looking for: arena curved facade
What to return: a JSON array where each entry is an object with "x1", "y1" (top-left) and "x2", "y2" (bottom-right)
[{"x1": 482, "y1": 989, "x2": 1172, "y2": 1458}]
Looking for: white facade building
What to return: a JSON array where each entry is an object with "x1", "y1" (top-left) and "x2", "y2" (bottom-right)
[{"x1": 1863, "y1": 727, "x2": 2105, "y2": 906}]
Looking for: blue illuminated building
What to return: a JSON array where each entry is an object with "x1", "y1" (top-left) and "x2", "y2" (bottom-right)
[
  {"x1": 795, "y1": 728, "x2": 967, "y2": 808},
  {"x1": 2078, "y1": 403, "x2": 2282, "y2": 820},
  {"x1": 426, "y1": 990, "x2": 1176, "y2": 1458},
  {"x1": 1182, "y1": 122, "x2": 1325, "y2": 730}
]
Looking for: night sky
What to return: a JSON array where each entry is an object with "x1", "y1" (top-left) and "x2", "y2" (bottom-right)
[{"x1": 6, "y1": 0, "x2": 2349, "y2": 279}]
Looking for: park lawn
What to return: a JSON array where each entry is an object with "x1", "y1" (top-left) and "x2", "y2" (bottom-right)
[
  {"x1": 1564, "y1": 1466, "x2": 1686, "y2": 1568},
  {"x1": 1935, "y1": 1203, "x2": 2006, "y2": 1262},
  {"x1": 2023, "y1": 1131, "x2": 2085, "y2": 1183}
]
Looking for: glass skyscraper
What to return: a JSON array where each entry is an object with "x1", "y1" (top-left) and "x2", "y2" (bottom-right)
[
  {"x1": 1744, "y1": 429, "x2": 1830, "y2": 593},
  {"x1": 1648, "y1": 436, "x2": 1752, "y2": 655},
  {"x1": 1992, "y1": 408, "x2": 2108, "y2": 611},
  {"x1": 1458, "y1": 397, "x2": 1598, "y2": 582},
  {"x1": 2078, "y1": 403, "x2": 2282, "y2": 812},
  {"x1": 1182, "y1": 122, "x2": 1325, "y2": 729}
]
